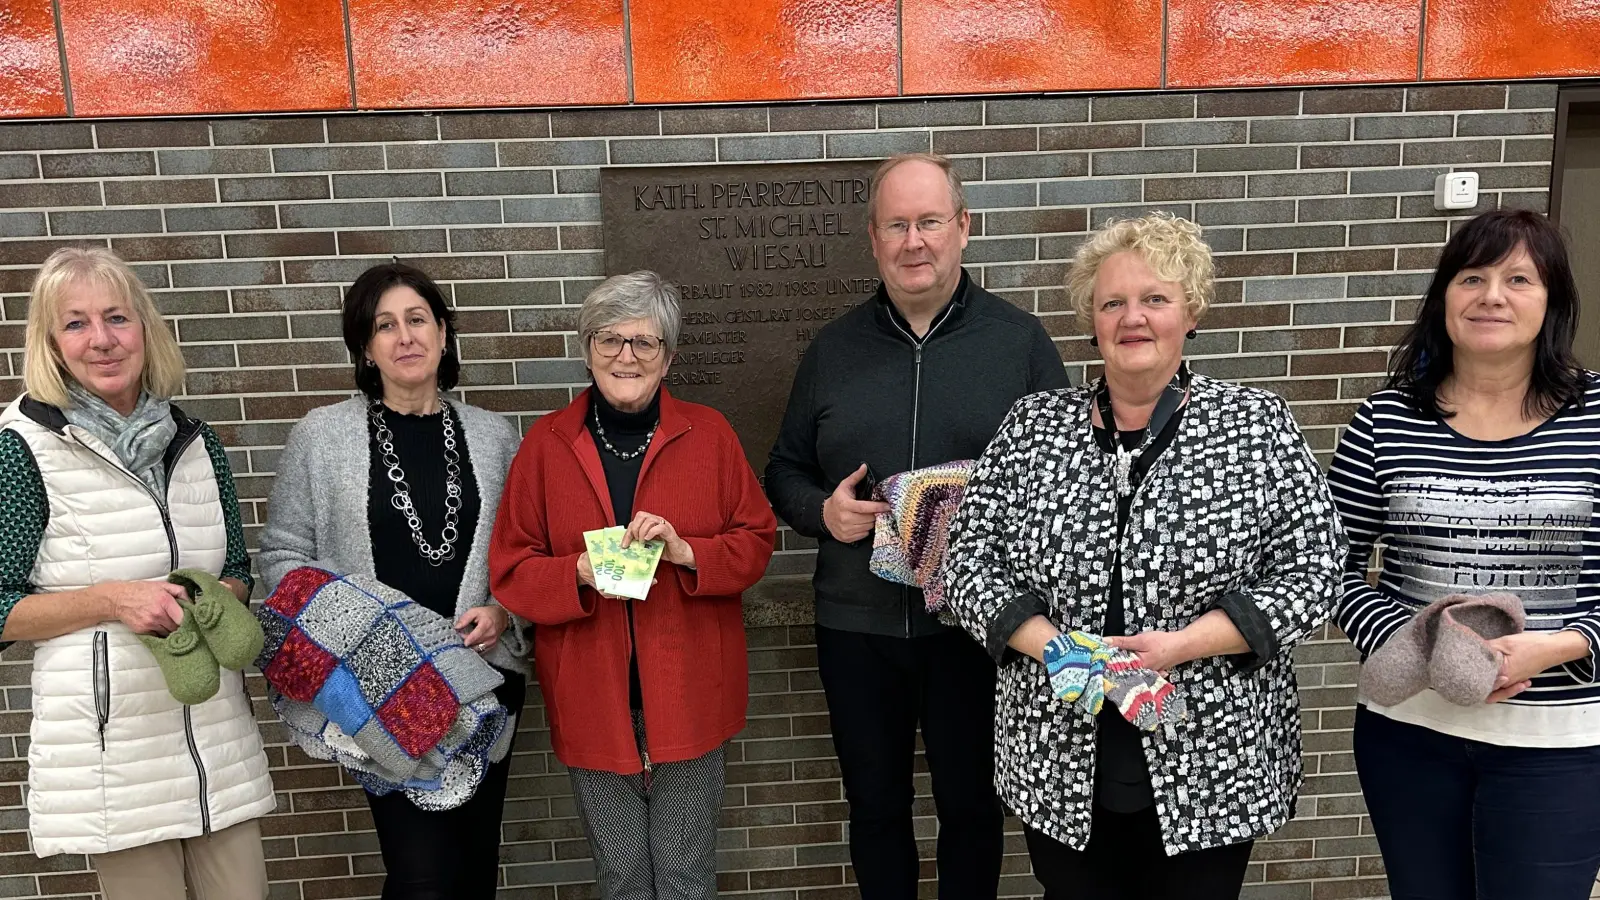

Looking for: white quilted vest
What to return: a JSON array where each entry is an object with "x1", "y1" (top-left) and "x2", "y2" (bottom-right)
[{"x1": 0, "y1": 397, "x2": 276, "y2": 857}]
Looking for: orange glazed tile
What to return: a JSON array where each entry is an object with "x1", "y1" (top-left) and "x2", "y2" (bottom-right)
[
  {"x1": 630, "y1": 0, "x2": 897, "y2": 103},
  {"x1": 1167, "y1": 0, "x2": 1420, "y2": 88},
  {"x1": 1426, "y1": 0, "x2": 1600, "y2": 79},
  {"x1": 0, "y1": 0, "x2": 67, "y2": 117},
  {"x1": 350, "y1": 0, "x2": 626, "y2": 108},
  {"x1": 58, "y1": 0, "x2": 351, "y2": 117},
  {"x1": 903, "y1": 0, "x2": 1161, "y2": 95}
]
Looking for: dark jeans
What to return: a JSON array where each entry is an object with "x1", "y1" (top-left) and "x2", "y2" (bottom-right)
[
  {"x1": 1354, "y1": 705, "x2": 1600, "y2": 900},
  {"x1": 815, "y1": 624, "x2": 1004, "y2": 900},
  {"x1": 366, "y1": 673, "x2": 526, "y2": 900},
  {"x1": 1025, "y1": 805, "x2": 1253, "y2": 900}
]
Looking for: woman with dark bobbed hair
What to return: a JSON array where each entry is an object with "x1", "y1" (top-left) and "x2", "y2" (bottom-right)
[
  {"x1": 261, "y1": 263, "x2": 530, "y2": 898},
  {"x1": 1331, "y1": 209, "x2": 1600, "y2": 899}
]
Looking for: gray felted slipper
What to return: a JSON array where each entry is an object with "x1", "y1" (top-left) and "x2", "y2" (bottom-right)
[
  {"x1": 1429, "y1": 592, "x2": 1525, "y2": 706},
  {"x1": 1359, "y1": 598, "x2": 1455, "y2": 707}
]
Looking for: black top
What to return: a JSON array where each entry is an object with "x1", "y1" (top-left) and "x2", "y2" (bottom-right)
[
  {"x1": 587, "y1": 387, "x2": 660, "y2": 524},
  {"x1": 764, "y1": 269, "x2": 1071, "y2": 638},
  {"x1": 1089, "y1": 406, "x2": 1187, "y2": 813},
  {"x1": 586, "y1": 387, "x2": 661, "y2": 712},
  {"x1": 366, "y1": 403, "x2": 481, "y2": 621}
]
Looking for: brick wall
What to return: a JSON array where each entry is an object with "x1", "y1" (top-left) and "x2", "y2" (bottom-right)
[{"x1": 0, "y1": 81, "x2": 1558, "y2": 899}]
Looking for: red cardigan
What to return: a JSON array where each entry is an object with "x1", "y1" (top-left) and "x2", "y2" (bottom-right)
[{"x1": 489, "y1": 388, "x2": 776, "y2": 773}]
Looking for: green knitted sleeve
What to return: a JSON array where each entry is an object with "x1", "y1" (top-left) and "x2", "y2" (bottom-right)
[
  {"x1": 0, "y1": 429, "x2": 48, "y2": 645},
  {"x1": 202, "y1": 425, "x2": 255, "y2": 596}
]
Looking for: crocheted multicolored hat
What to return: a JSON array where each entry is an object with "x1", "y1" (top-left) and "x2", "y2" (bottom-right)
[
  {"x1": 869, "y1": 460, "x2": 975, "y2": 614},
  {"x1": 257, "y1": 568, "x2": 512, "y2": 809}
]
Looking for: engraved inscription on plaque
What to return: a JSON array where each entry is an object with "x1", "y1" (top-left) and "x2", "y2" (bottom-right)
[{"x1": 602, "y1": 162, "x2": 881, "y2": 474}]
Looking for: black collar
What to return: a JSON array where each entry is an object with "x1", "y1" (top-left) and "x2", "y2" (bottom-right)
[
  {"x1": 1092, "y1": 364, "x2": 1191, "y2": 457},
  {"x1": 871, "y1": 267, "x2": 973, "y2": 344}
]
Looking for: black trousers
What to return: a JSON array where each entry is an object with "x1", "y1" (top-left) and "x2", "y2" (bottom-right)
[
  {"x1": 366, "y1": 673, "x2": 526, "y2": 900},
  {"x1": 1355, "y1": 705, "x2": 1600, "y2": 899},
  {"x1": 815, "y1": 624, "x2": 1005, "y2": 900},
  {"x1": 1025, "y1": 804, "x2": 1254, "y2": 900}
]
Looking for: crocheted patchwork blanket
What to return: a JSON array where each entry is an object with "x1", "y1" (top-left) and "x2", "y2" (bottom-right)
[
  {"x1": 256, "y1": 567, "x2": 513, "y2": 810},
  {"x1": 869, "y1": 460, "x2": 975, "y2": 614}
]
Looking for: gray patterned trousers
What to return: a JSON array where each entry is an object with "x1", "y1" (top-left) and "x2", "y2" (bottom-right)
[{"x1": 568, "y1": 711, "x2": 726, "y2": 900}]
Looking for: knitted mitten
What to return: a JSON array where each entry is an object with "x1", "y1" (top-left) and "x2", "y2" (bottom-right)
[
  {"x1": 170, "y1": 569, "x2": 264, "y2": 671},
  {"x1": 139, "y1": 614, "x2": 221, "y2": 705},
  {"x1": 1043, "y1": 631, "x2": 1112, "y2": 707},
  {"x1": 1101, "y1": 652, "x2": 1187, "y2": 731}
]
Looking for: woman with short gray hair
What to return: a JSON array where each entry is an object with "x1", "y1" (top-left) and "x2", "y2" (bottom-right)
[{"x1": 491, "y1": 271, "x2": 776, "y2": 899}]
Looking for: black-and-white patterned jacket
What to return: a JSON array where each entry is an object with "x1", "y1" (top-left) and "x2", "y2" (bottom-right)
[{"x1": 943, "y1": 374, "x2": 1346, "y2": 854}]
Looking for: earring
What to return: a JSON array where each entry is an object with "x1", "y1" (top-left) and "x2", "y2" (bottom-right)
[
  {"x1": 1088, "y1": 336, "x2": 1099, "y2": 348},
  {"x1": 1185, "y1": 329, "x2": 1198, "y2": 340}
]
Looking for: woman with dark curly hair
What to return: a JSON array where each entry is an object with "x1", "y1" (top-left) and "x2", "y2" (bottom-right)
[{"x1": 261, "y1": 262, "x2": 530, "y2": 899}]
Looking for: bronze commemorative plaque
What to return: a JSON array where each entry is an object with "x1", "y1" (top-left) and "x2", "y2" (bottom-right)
[{"x1": 601, "y1": 161, "x2": 881, "y2": 474}]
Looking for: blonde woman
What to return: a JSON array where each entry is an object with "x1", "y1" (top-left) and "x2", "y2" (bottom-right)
[
  {"x1": 943, "y1": 214, "x2": 1345, "y2": 899},
  {"x1": 0, "y1": 248, "x2": 273, "y2": 899}
]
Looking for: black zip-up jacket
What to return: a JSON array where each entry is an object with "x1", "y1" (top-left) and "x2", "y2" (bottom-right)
[{"x1": 764, "y1": 269, "x2": 1070, "y2": 637}]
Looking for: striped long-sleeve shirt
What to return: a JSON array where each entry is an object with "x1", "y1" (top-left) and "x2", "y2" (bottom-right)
[{"x1": 1329, "y1": 373, "x2": 1600, "y2": 746}]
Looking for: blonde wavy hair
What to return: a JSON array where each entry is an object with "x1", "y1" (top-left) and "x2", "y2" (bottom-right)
[
  {"x1": 24, "y1": 246, "x2": 186, "y2": 408},
  {"x1": 1067, "y1": 213, "x2": 1215, "y2": 328}
]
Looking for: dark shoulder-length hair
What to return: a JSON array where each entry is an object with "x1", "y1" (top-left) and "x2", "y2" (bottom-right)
[
  {"x1": 1387, "y1": 208, "x2": 1585, "y2": 420},
  {"x1": 342, "y1": 263, "x2": 460, "y2": 401}
]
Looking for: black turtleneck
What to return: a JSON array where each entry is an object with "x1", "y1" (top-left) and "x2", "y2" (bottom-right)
[
  {"x1": 586, "y1": 386, "x2": 661, "y2": 714},
  {"x1": 366, "y1": 402, "x2": 481, "y2": 621},
  {"x1": 586, "y1": 387, "x2": 660, "y2": 525}
]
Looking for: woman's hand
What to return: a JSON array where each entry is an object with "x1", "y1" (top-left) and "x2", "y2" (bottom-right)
[
  {"x1": 622, "y1": 510, "x2": 695, "y2": 568},
  {"x1": 1105, "y1": 610, "x2": 1250, "y2": 674},
  {"x1": 456, "y1": 605, "x2": 508, "y2": 653},
  {"x1": 97, "y1": 581, "x2": 189, "y2": 636},
  {"x1": 577, "y1": 551, "x2": 633, "y2": 599},
  {"x1": 1104, "y1": 631, "x2": 1193, "y2": 675},
  {"x1": 577, "y1": 551, "x2": 598, "y2": 589},
  {"x1": 1484, "y1": 631, "x2": 1592, "y2": 703}
]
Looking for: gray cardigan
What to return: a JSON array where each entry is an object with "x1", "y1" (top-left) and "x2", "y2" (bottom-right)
[{"x1": 259, "y1": 396, "x2": 531, "y2": 674}]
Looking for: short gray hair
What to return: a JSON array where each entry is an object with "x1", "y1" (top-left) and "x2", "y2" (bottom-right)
[
  {"x1": 866, "y1": 153, "x2": 967, "y2": 224},
  {"x1": 578, "y1": 271, "x2": 682, "y2": 362}
]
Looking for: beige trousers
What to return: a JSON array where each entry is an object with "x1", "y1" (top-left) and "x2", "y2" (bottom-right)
[{"x1": 91, "y1": 819, "x2": 268, "y2": 900}]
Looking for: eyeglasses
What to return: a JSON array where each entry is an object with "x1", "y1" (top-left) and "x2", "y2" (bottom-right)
[
  {"x1": 591, "y1": 331, "x2": 664, "y2": 361},
  {"x1": 875, "y1": 213, "x2": 961, "y2": 242}
]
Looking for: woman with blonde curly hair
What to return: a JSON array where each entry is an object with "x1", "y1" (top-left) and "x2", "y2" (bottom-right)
[{"x1": 943, "y1": 213, "x2": 1346, "y2": 899}]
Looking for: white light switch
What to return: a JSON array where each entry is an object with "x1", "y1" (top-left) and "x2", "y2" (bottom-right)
[{"x1": 1434, "y1": 171, "x2": 1479, "y2": 210}]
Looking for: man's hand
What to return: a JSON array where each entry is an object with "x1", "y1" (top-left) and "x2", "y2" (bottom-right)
[{"x1": 823, "y1": 464, "x2": 890, "y2": 543}]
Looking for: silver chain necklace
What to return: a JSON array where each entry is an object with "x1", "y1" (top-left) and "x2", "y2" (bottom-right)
[
  {"x1": 370, "y1": 399, "x2": 462, "y2": 566},
  {"x1": 592, "y1": 405, "x2": 658, "y2": 461}
]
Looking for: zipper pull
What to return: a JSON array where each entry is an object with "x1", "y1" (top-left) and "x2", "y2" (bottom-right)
[{"x1": 641, "y1": 747, "x2": 653, "y2": 792}]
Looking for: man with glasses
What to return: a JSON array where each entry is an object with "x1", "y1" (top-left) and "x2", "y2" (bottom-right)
[{"x1": 766, "y1": 153, "x2": 1069, "y2": 899}]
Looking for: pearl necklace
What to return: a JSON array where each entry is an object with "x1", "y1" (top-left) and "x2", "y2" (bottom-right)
[{"x1": 592, "y1": 405, "x2": 658, "y2": 461}]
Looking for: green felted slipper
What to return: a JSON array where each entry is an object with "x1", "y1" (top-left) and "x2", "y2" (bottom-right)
[
  {"x1": 139, "y1": 614, "x2": 220, "y2": 705},
  {"x1": 169, "y1": 569, "x2": 265, "y2": 672}
]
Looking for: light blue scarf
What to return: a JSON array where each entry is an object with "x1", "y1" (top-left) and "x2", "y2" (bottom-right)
[{"x1": 63, "y1": 382, "x2": 178, "y2": 497}]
